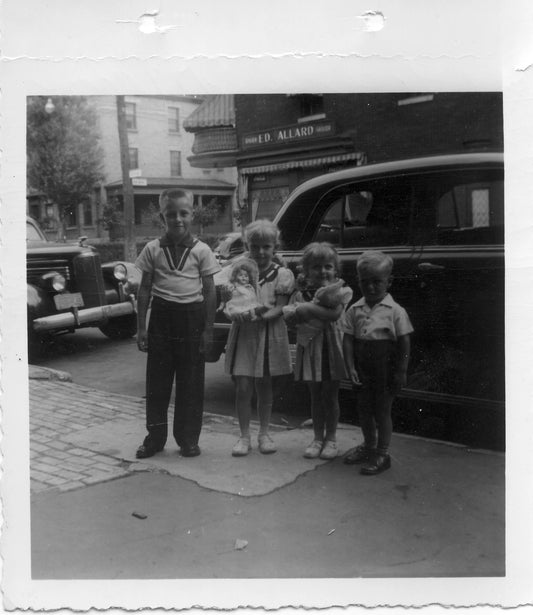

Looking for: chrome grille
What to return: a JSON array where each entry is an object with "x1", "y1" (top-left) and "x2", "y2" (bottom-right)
[{"x1": 27, "y1": 259, "x2": 71, "y2": 286}]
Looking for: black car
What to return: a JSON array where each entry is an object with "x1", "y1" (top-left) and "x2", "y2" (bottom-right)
[
  {"x1": 212, "y1": 153, "x2": 505, "y2": 445},
  {"x1": 27, "y1": 217, "x2": 140, "y2": 356}
]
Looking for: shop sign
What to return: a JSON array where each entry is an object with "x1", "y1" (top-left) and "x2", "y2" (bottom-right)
[
  {"x1": 132, "y1": 178, "x2": 148, "y2": 186},
  {"x1": 242, "y1": 120, "x2": 335, "y2": 149}
]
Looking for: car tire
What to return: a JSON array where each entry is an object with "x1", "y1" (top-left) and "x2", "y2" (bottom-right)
[
  {"x1": 99, "y1": 314, "x2": 137, "y2": 340},
  {"x1": 27, "y1": 328, "x2": 46, "y2": 361}
]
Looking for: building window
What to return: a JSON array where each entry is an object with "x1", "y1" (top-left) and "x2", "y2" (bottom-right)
[
  {"x1": 129, "y1": 147, "x2": 139, "y2": 170},
  {"x1": 298, "y1": 94, "x2": 324, "y2": 121},
  {"x1": 82, "y1": 199, "x2": 93, "y2": 226},
  {"x1": 64, "y1": 204, "x2": 78, "y2": 229},
  {"x1": 170, "y1": 151, "x2": 182, "y2": 177},
  {"x1": 126, "y1": 102, "x2": 137, "y2": 129},
  {"x1": 168, "y1": 107, "x2": 180, "y2": 133}
]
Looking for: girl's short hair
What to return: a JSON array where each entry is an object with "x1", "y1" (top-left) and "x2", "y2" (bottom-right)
[
  {"x1": 301, "y1": 242, "x2": 340, "y2": 276},
  {"x1": 159, "y1": 189, "x2": 193, "y2": 212},
  {"x1": 229, "y1": 258, "x2": 259, "y2": 287},
  {"x1": 244, "y1": 219, "x2": 280, "y2": 247},
  {"x1": 356, "y1": 250, "x2": 393, "y2": 275}
]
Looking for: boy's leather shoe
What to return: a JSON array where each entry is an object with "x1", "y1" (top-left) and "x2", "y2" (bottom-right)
[
  {"x1": 136, "y1": 444, "x2": 164, "y2": 459},
  {"x1": 180, "y1": 444, "x2": 201, "y2": 457},
  {"x1": 360, "y1": 453, "x2": 391, "y2": 475},
  {"x1": 343, "y1": 444, "x2": 373, "y2": 465}
]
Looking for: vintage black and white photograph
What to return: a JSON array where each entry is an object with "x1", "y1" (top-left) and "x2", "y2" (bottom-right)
[
  {"x1": 2, "y1": 0, "x2": 532, "y2": 611},
  {"x1": 26, "y1": 91, "x2": 505, "y2": 579}
]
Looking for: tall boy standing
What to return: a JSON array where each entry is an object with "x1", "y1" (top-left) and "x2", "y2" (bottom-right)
[{"x1": 134, "y1": 189, "x2": 220, "y2": 459}]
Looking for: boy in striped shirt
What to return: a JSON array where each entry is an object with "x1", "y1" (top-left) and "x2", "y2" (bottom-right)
[{"x1": 134, "y1": 189, "x2": 220, "y2": 459}]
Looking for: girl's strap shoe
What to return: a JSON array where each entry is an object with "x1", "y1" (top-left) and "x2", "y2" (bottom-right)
[
  {"x1": 303, "y1": 440, "x2": 323, "y2": 459},
  {"x1": 319, "y1": 440, "x2": 338, "y2": 460},
  {"x1": 258, "y1": 434, "x2": 277, "y2": 454},
  {"x1": 232, "y1": 437, "x2": 252, "y2": 457}
]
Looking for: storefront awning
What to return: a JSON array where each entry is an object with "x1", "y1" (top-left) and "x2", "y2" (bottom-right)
[
  {"x1": 183, "y1": 95, "x2": 235, "y2": 130},
  {"x1": 240, "y1": 152, "x2": 365, "y2": 174},
  {"x1": 105, "y1": 177, "x2": 236, "y2": 191}
]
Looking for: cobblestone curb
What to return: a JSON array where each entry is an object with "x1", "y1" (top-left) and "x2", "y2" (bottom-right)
[{"x1": 29, "y1": 365, "x2": 72, "y2": 382}]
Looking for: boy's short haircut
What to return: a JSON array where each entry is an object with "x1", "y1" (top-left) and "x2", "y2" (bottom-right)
[
  {"x1": 244, "y1": 219, "x2": 280, "y2": 247},
  {"x1": 357, "y1": 250, "x2": 393, "y2": 276},
  {"x1": 301, "y1": 242, "x2": 340, "y2": 276},
  {"x1": 159, "y1": 189, "x2": 193, "y2": 212}
]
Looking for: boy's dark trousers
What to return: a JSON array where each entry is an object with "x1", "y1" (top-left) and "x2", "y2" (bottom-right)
[
  {"x1": 143, "y1": 297, "x2": 205, "y2": 450},
  {"x1": 354, "y1": 339, "x2": 396, "y2": 452}
]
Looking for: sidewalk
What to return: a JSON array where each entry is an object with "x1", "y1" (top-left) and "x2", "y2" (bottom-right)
[{"x1": 29, "y1": 365, "x2": 505, "y2": 579}]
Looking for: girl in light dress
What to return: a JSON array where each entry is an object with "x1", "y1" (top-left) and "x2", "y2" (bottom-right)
[
  {"x1": 284, "y1": 242, "x2": 353, "y2": 460},
  {"x1": 224, "y1": 220, "x2": 295, "y2": 456}
]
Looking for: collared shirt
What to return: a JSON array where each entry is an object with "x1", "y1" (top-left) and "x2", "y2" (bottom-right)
[
  {"x1": 343, "y1": 293, "x2": 413, "y2": 341},
  {"x1": 135, "y1": 232, "x2": 221, "y2": 304}
]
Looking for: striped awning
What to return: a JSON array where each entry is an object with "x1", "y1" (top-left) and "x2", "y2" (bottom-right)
[
  {"x1": 240, "y1": 152, "x2": 365, "y2": 174},
  {"x1": 183, "y1": 95, "x2": 235, "y2": 130}
]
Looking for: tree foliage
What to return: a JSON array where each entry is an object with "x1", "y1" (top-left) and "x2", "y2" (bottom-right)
[
  {"x1": 193, "y1": 197, "x2": 223, "y2": 232},
  {"x1": 27, "y1": 96, "x2": 103, "y2": 234}
]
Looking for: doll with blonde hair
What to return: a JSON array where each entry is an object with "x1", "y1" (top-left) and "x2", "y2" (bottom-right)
[{"x1": 220, "y1": 258, "x2": 268, "y2": 321}]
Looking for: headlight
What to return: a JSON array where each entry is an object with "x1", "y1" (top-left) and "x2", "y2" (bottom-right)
[
  {"x1": 52, "y1": 273, "x2": 67, "y2": 293},
  {"x1": 113, "y1": 264, "x2": 128, "y2": 281},
  {"x1": 52, "y1": 273, "x2": 66, "y2": 292},
  {"x1": 42, "y1": 271, "x2": 67, "y2": 292}
]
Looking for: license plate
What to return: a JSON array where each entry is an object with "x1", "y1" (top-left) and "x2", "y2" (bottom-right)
[{"x1": 54, "y1": 292, "x2": 84, "y2": 311}]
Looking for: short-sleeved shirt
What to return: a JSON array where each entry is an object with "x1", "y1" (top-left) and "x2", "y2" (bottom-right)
[
  {"x1": 343, "y1": 293, "x2": 413, "y2": 341},
  {"x1": 135, "y1": 233, "x2": 220, "y2": 304}
]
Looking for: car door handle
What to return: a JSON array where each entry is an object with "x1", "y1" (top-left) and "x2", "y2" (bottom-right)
[{"x1": 418, "y1": 262, "x2": 445, "y2": 272}]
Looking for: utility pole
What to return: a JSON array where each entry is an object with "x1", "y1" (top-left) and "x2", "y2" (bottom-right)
[{"x1": 116, "y1": 95, "x2": 137, "y2": 262}]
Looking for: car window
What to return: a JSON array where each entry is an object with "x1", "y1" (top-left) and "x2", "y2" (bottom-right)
[
  {"x1": 26, "y1": 221, "x2": 45, "y2": 242},
  {"x1": 314, "y1": 178, "x2": 413, "y2": 248},
  {"x1": 435, "y1": 179, "x2": 504, "y2": 245}
]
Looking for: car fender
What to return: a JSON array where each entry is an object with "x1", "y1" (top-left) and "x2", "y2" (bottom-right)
[{"x1": 27, "y1": 283, "x2": 55, "y2": 321}]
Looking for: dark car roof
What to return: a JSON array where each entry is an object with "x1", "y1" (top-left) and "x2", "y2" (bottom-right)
[{"x1": 274, "y1": 152, "x2": 503, "y2": 223}]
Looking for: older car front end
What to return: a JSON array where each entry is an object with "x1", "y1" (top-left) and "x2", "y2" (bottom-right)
[{"x1": 27, "y1": 218, "x2": 140, "y2": 355}]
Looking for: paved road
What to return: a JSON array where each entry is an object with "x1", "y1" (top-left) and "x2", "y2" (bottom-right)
[
  {"x1": 32, "y1": 327, "x2": 310, "y2": 426},
  {"x1": 31, "y1": 328, "x2": 505, "y2": 449}
]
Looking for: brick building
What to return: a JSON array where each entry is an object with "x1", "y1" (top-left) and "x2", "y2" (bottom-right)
[
  {"x1": 28, "y1": 95, "x2": 238, "y2": 240},
  {"x1": 186, "y1": 93, "x2": 503, "y2": 223}
]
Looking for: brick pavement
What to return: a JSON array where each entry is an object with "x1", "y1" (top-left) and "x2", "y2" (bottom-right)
[
  {"x1": 29, "y1": 376, "x2": 241, "y2": 495},
  {"x1": 29, "y1": 379, "x2": 158, "y2": 494}
]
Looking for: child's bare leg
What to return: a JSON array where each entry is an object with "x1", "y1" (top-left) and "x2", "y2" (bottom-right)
[
  {"x1": 308, "y1": 382, "x2": 325, "y2": 442},
  {"x1": 322, "y1": 380, "x2": 340, "y2": 442},
  {"x1": 359, "y1": 389, "x2": 393, "y2": 474},
  {"x1": 234, "y1": 376, "x2": 254, "y2": 437},
  {"x1": 357, "y1": 387, "x2": 377, "y2": 450},
  {"x1": 256, "y1": 376, "x2": 276, "y2": 453},
  {"x1": 255, "y1": 376, "x2": 273, "y2": 435},
  {"x1": 374, "y1": 390, "x2": 394, "y2": 455}
]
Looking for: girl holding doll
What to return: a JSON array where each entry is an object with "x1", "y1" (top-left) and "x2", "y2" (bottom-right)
[
  {"x1": 224, "y1": 220, "x2": 295, "y2": 456},
  {"x1": 284, "y1": 242, "x2": 352, "y2": 460}
]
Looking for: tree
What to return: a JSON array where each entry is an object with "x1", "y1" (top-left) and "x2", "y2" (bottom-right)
[
  {"x1": 27, "y1": 96, "x2": 103, "y2": 241},
  {"x1": 193, "y1": 196, "x2": 223, "y2": 234}
]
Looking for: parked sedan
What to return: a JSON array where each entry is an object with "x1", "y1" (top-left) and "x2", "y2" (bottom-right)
[
  {"x1": 212, "y1": 153, "x2": 504, "y2": 429},
  {"x1": 26, "y1": 217, "x2": 140, "y2": 357}
]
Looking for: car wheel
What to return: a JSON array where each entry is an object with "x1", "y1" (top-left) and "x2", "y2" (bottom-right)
[
  {"x1": 27, "y1": 327, "x2": 46, "y2": 361},
  {"x1": 99, "y1": 314, "x2": 137, "y2": 340}
]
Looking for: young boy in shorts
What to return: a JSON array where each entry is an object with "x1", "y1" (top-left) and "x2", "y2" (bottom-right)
[
  {"x1": 342, "y1": 250, "x2": 413, "y2": 475},
  {"x1": 134, "y1": 189, "x2": 220, "y2": 459}
]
